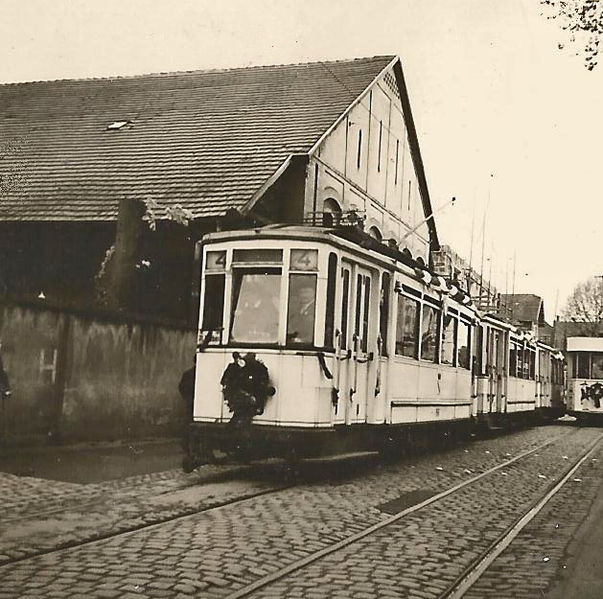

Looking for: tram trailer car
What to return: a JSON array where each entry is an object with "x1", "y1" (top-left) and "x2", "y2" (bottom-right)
[
  {"x1": 184, "y1": 225, "x2": 564, "y2": 468},
  {"x1": 566, "y1": 336, "x2": 603, "y2": 425}
]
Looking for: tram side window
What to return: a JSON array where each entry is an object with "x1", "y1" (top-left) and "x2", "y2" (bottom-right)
[
  {"x1": 340, "y1": 269, "x2": 350, "y2": 350},
  {"x1": 324, "y1": 253, "x2": 337, "y2": 349},
  {"x1": 201, "y1": 274, "x2": 225, "y2": 332},
  {"x1": 361, "y1": 275, "x2": 371, "y2": 353},
  {"x1": 395, "y1": 295, "x2": 419, "y2": 358},
  {"x1": 529, "y1": 350, "x2": 536, "y2": 380},
  {"x1": 230, "y1": 269, "x2": 281, "y2": 344},
  {"x1": 441, "y1": 314, "x2": 457, "y2": 366},
  {"x1": 509, "y1": 343, "x2": 517, "y2": 378},
  {"x1": 576, "y1": 352, "x2": 591, "y2": 379},
  {"x1": 379, "y1": 272, "x2": 390, "y2": 356},
  {"x1": 287, "y1": 274, "x2": 317, "y2": 345},
  {"x1": 592, "y1": 353, "x2": 603, "y2": 379},
  {"x1": 457, "y1": 321, "x2": 471, "y2": 370},
  {"x1": 421, "y1": 304, "x2": 440, "y2": 362},
  {"x1": 519, "y1": 347, "x2": 527, "y2": 379}
]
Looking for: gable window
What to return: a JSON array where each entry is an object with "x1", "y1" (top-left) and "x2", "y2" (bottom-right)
[
  {"x1": 368, "y1": 226, "x2": 383, "y2": 241},
  {"x1": 357, "y1": 130, "x2": 363, "y2": 169},
  {"x1": 377, "y1": 121, "x2": 383, "y2": 173},
  {"x1": 394, "y1": 139, "x2": 399, "y2": 185}
]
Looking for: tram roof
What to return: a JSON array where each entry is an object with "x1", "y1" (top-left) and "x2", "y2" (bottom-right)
[
  {"x1": 567, "y1": 337, "x2": 603, "y2": 352},
  {"x1": 0, "y1": 55, "x2": 401, "y2": 223}
]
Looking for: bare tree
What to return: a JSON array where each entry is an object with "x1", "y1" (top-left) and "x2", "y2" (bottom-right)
[
  {"x1": 542, "y1": 0, "x2": 602, "y2": 70},
  {"x1": 562, "y1": 276, "x2": 603, "y2": 335}
]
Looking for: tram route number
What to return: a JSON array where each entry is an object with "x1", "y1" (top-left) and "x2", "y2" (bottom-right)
[
  {"x1": 290, "y1": 249, "x2": 318, "y2": 271},
  {"x1": 206, "y1": 251, "x2": 227, "y2": 270}
]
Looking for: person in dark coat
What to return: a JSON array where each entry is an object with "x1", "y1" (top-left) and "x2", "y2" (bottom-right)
[{"x1": 178, "y1": 361, "x2": 196, "y2": 451}]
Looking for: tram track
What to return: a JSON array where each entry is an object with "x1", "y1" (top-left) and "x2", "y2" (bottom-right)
[
  {"x1": 0, "y1": 476, "x2": 294, "y2": 569},
  {"x1": 0, "y1": 427, "x2": 584, "y2": 594},
  {"x1": 441, "y1": 431, "x2": 603, "y2": 599},
  {"x1": 225, "y1": 429, "x2": 600, "y2": 599},
  {"x1": 0, "y1": 461, "x2": 258, "y2": 525},
  {"x1": 0, "y1": 453, "x2": 380, "y2": 568}
]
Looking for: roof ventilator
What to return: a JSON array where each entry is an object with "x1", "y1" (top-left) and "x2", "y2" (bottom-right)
[{"x1": 106, "y1": 120, "x2": 131, "y2": 131}]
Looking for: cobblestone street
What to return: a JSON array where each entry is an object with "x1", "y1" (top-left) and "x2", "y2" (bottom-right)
[{"x1": 1, "y1": 425, "x2": 602, "y2": 598}]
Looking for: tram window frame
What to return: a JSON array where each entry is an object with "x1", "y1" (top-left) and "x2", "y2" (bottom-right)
[
  {"x1": 395, "y1": 294, "x2": 420, "y2": 359},
  {"x1": 528, "y1": 349, "x2": 536, "y2": 380},
  {"x1": 201, "y1": 273, "x2": 225, "y2": 341},
  {"x1": 379, "y1": 272, "x2": 391, "y2": 356},
  {"x1": 324, "y1": 253, "x2": 338, "y2": 350},
  {"x1": 473, "y1": 326, "x2": 483, "y2": 375},
  {"x1": 592, "y1": 353, "x2": 603, "y2": 379},
  {"x1": 509, "y1": 342, "x2": 517, "y2": 378},
  {"x1": 441, "y1": 313, "x2": 457, "y2": 366},
  {"x1": 361, "y1": 275, "x2": 371, "y2": 353},
  {"x1": 229, "y1": 267, "x2": 282, "y2": 345},
  {"x1": 576, "y1": 351, "x2": 591, "y2": 379},
  {"x1": 340, "y1": 268, "x2": 350, "y2": 351},
  {"x1": 286, "y1": 273, "x2": 318, "y2": 347},
  {"x1": 354, "y1": 274, "x2": 363, "y2": 347},
  {"x1": 519, "y1": 346, "x2": 526, "y2": 379},
  {"x1": 420, "y1": 303, "x2": 440, "y2": 363},
  {"x1": 457, "y1": 320, "x2": 471, "y2": 370}
]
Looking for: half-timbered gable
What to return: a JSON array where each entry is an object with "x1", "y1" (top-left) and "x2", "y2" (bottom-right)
[{"x1": 306, "y1": 58, "x2": 437, "y2": 262}]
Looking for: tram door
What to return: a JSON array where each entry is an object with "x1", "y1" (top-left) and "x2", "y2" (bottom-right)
[
  {"x1": 336, "y1": 262, "x2": 375, "y2": 425},
  {"x1": 487, "y1": 328, "x2": 506, "y2": 413}
]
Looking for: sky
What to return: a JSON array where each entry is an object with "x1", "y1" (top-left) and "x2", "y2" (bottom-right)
[{"x1": 1, "y1": 0, "x2": 601, "y2": 320}]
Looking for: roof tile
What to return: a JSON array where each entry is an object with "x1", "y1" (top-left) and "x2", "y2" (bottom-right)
[{"x1": 0, "y1": 56, "x2": 395, "y2": 221}]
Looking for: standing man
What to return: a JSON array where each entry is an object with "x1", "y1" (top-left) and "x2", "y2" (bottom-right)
[{"x1": 178, "y1": 360, "x2": 196, "y2": 451}]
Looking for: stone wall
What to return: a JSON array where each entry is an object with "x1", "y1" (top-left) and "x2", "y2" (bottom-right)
[{"x1": 0, "y1": 300, "x2": 196, "y2": 443}]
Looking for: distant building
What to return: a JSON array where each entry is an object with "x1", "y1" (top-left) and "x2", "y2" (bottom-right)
[
  {"x1": 553, "y1": 319, "x2": 603, "y2": 351},
  {"x1": 0, "y1": 55, "x2": 439, "y2": 322},
  {"x1": 498, "y1": 293, "x2": 553, "y2": 344}
]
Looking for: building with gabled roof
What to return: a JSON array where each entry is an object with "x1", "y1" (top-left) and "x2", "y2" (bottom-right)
[
  {"x1": 0, "y1": 55, "x2": 439, "y2": 321},
  {"x1": 498, "y1": 293, "x2": 553, "y2": 344}
]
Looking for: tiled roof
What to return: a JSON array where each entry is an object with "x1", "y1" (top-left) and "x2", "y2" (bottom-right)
[
  {"x1": 499, "y1": 293, "x2": 545, "y2": 324},
  {"x1": 0, "y1": 56, "x2": 395, "y2": 222}
]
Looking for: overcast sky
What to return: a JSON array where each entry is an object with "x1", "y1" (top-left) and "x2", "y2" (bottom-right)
[{"x1": 1, "y1": 0, "x2": 601, "y2": 320}]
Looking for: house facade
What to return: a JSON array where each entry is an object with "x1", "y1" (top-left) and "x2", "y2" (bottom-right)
[{"x1": 0, "y1": 55, "x2": 438, "y2": 322}]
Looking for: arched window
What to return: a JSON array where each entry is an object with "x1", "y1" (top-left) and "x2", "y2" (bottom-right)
[
  {"x1": 322, "y1": 198, "x2": 342, "y2": 227},
  {"x1": 368, "y1": 226, "x2": 383, "y2": 241}
]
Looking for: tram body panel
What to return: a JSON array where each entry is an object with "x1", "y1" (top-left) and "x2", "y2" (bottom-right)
[
  {"x1": 506, "y1": 376, "x2": 537, "y2": 414},
  {"x1": 566, "y1": 338, "x2": 603, "y2": 418},
  {"x1": 194, "y1": 350, "x2": 334, "y2": 427}
]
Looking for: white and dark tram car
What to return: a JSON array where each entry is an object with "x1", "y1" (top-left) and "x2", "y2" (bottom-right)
[
  {"x1": 565, "y1": 336, "x2": 603, "y2": 424},
  {"x1": 185, "y1": 224, "x2": 564, "y2": 467}
]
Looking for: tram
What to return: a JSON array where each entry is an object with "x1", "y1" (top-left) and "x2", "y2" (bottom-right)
[
  {"x1": 472, "y1": 317, "x2": 565, "y2": 428},
  {"x1": 565, "y1": 336, "x2": 603, "y2": 424},
  {"x1": 184, "y1": 223, "x2": 565, "y2": 468}
]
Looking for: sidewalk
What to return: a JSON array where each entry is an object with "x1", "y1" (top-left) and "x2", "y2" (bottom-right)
[{"x1": 0, "y1": 437, "x2": 183, "y2": 483}]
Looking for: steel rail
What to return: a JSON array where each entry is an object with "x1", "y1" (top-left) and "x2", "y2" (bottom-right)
[
  {"x1": 226, "y1": 431, "x2": 573, "y2": 599},
  {"x1": 0, "y1": 478, "x2": 293, "y2": 569},
  {"x1": 441, "y1": 431, "x2": 603, "y2": 599},
  {"x1": 0, "y1": 462, "x2": 254, "y2": 525}
]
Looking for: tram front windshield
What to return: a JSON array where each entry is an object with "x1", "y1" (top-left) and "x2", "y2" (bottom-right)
[{"x1": 230, "y1": 269, "x2": 281, "y2": 343}]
